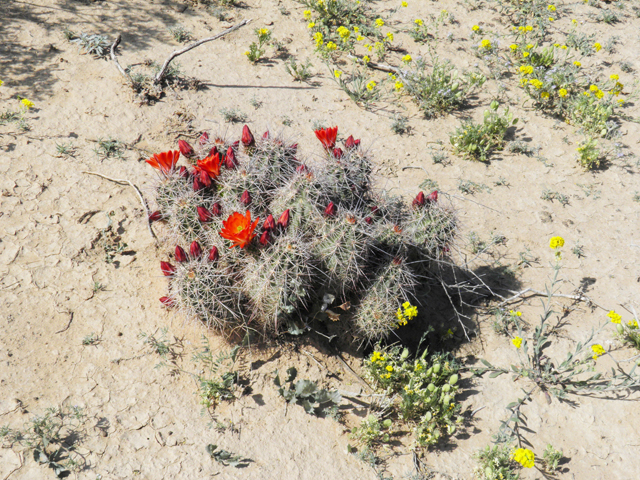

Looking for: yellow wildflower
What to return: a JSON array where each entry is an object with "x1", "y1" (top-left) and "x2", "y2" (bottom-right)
[
  {"x1": 560, "y1": 45, "x2": 567, "y2": 50},
  {"x1": 363, "y1": 55, "x2": 370, "y2": 62},
  {"x1": 549, "y1": 236, "x2": 564, "y2": 249},
  {"x1": 366, "y1": 80, "x2": 376, "y2": 91},
  {"x1": 356, "y1": 35, "x2": 364, "y2": 41},
  {"x1": 0, "y1": 79, "x2": 4, "y2": 87},
  {"x1": 396, "y1": 308, "x2": 404, "y2": 321},
  {"x1": 525, "y1": 25, "x2": 533, "y2": 31},
  {"x1": 401, "y1": 1, "x2": 408, "y2": 6},
  {"x1": 547, "y1": 4, "x2": 556, "y2": 11},
  {"x1": 480, "y1": 39, "x2": 491, "y2": 49},
  {"x1": 558, "y1": 88, "x2": 568, "y2": 97},
  {"x1": 610, "y1": 74, "x2": 619, "y2": 80},
  {"x1": 337, "y1": 26, "x2": 350, "y2": 39},
  {"x1": 512, "y1": 448, "x2": 535, "y2": 468},
  {"x1": 313, "y1": 32, "x2": 323, "y2": 45},
  {"x1": 526, "y1": 43, "x2": 534, "y2": 50},
  {"x1": 375, "y1": 18, "x2": 384, "y2": 27},
  {"x1": 590, "y1": 84, "x2": 599, "y2": 92},
  {"x1": 628, "y1": 320, "x2": 638, "y2": 329},
  {"x1": 572, "y1": 19, "x2": 577, "y2": 25},
  {"x1": 472, "y1": 25, "x2": 480, "y2": 32},
  {"x1": 512, "y1": 336, "x2": 523, "y2": 349},
  {"x1": 394, "y1": 81, "x2": 403, "y2": 91},
  {"x1": 386, "y1": 32, "x2": 394, "y2": 41},
  {"x1": 510, "y1": 44, "x2": 518, "y2": 51},
  {"x1": 415, "y1": 18, "x2": 424, "y2": 26},
  {"x1": 244, "y1": 51, "x2": 250, "y2": 56},
  {"x1": 308, "y1": 22, "x2": 315, "y2": 29},
  {"x1": 541, "y1": 91, "x2": 549, "y2": 99},
  {"x1": 523, "y1": 51, "x2": 530, "y2": 57},
  {"x1": 591, "y1": 344, "x2": 606, "y2": 360},
  {"x1": 326, "y1": 41, "x2": 337, "y2": 51},
  {"x1": 303, "y1": 10, "x2": 311, "y2": 20},
  {"x1": 573, "y1": 61, "x2": 581, "y2": 67},
  {"x1": 594, "y1": 89, "x2": 604, "y2": 99},
  {"x1": 530, "y1": 79, "x2": 543, "y2": 89},
  {"x1": 353, "y1": 26, "x2": 359, "y2": 33},
  {"x1": 607, "y1": 311, "x2": 622, "y2": 324},
  {"x1": 386, "y1": 365, "x2": 393, "y2": 372},
  {"x1": 549, "y1": 17, "x2": 554, "y2": 21},
  {"x1": 402, "y1": 54, "x2": 412, "y2": 63},
  {"x1": 594, "y1": 42, "x2": 602, "y2": 52},
  {"x1": 617, "y1": 98, "x2": 625, "y2": 105},
  {"x1": 334, "y1": 70, "x2": 342, "y2": 79},
  {"x1": 258, "y1": 28, "x2": 270, "y2": 36},
  {"x1": 20, "y1": 98, "x2": 34, "y2": 109}
]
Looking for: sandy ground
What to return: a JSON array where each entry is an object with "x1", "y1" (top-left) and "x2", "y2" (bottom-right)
[{"x1": 1, "y1": 0, "x2": 640, "y2": 478}]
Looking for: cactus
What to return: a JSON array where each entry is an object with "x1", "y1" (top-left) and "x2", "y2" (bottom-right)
[{"x1": 405, "y1": 199, "x2": 457, "y2": 258}]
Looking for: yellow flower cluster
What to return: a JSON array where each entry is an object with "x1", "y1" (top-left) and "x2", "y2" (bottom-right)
[
  {"x1": 326, "y1": 41, "x2": 337, "y2": 51},
  {"x1": 258, "y1": 28, "x2": 270, "y2": 36},
  {"x1": 472, "y1": 25, "x2": 480, "y2": 32},
  {"x1": 516, "y1": 25, "x2": 534, "y2": 32},
  {"x1": 512, "y1": 336, "x2": 523, "y2": 349},
  {"x1": 591, "y1": 344, "x2": 606, "y2": 360},
  {"x1": 375, "y1": 18, "x2": 384, "y2": 27},
  {"x1": 337, "y1": 26, "x2": 350, "y2": 40},
  {"x1": 549, "y1": 236, "x2": 564, "y2": 249},
  {"x1": 402, "y1": 54, "x2": 412, "y2": 63},
  {"x1": 519, "y1": 65, "x2": 534, "y2": 75},
  {"x1": 480, "y1": 39, "x2": 491, "y2": 49},
  {"x1": 415, "y1": 18, "x2": 424, "y2": 26},
  {"x1": 608, "y1": 310, "x2": 622, "y2": 324},
  {"x1": 629, "y1": 320, "x2": 639, "y2": 329},
  {"x1": 512, "y1": 448, "x2": 535, "y2": 468},
  {"x1": 370, "y1": 351, "x2": 386, "y2": 363},
  {"x1": 366, "y1": 80, "x2": 377, "y2": 91},
  {"x1": 313, "y1": 32, "x2": 323, "y2": 47},
  {"x1": 303, "y1": 10, "x2": 311, "y2": 20},
  {"x1": 559, "y1": 88, "x2": 568, "y2": 97},
  {"x1": 21, "y1": 98, "x2": 34, "y2": 109},
  {"x1": 394, "y1": 81, "x2": 403, "y2": 91},
  {"x1": 530, "y1": 79, "x2": 543, "y2": 89},
  {"x1": 396, "y1": 301, "x2": 418, "y2": 326},
  {"x1": 594, "y1": 42, "x2": 602, "y2": 52}
]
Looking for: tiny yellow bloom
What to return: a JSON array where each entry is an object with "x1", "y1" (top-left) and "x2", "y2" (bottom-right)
[
  {"x1": 395, "y1": 81, "x2": 403, "y2": 91},
  {"x1": 20, "y1": 98, "x2": 34, "y2": 109},
  {"x1": 594, "y1": 42, "x2": 602, "y2": 52},
  {"x1": 560, "y1": 45, "x2": 567, "y2": 50},
  {"x1": 513, "y1": 448, "x2": 535, "y2": 468},
  {"x1": 617, "y1": 98, "x2": 625, "y2": 105},
  {"x1": 573, "y1": 61, "x2": 581, "y2": 67},
  {"x1": 591, "y1": 344, "x2": 606, "y2": 358},
  {"x1": 607, "y1": 311, "x2": 622, "y2": 324},
  {"x1": 572, "y1": 19, "x2": 577, "y2": 25},
  {"x1": 549, "y1": 17, "x2": 554, "y2": 22},
  {"x1": 415, "y1": 18, "x2": 423, "y2": 26},
  {"x1": 510, "y1": 44, "x2": 518, "y2": 51},
  {"x1": 526, "y1": 43, "x2": 534, "y2": 50},
  {"x1": 308, "y1": 22, "x2": 315, "y2": 29},
  {"x1": 363, "y1": 55, "x2": 370, "y2": 62},
  {"x1": 0, "y1": 79, "x2": 4, "y2": 87},
  {"x1": 386, "y1": 32, "x2": 394, "y2": 41},
  {"x1": 541, "y1": 91, "x2": 550, "y2": 99},
  {"x1": 480, "y1": 39, "x2": 491, "y2": 49},
  {"x1": 549, "y1": 236, "x2": 564, "y2": 249},
  {"x1": 258, "y1": 28, "x2": 270, "y2": 36},
  {"x1": 334, "y1": 70, "x2": 342, "y2": 79},
  {"x1": 628, "y1": 320, "x2": 638, "y2": 329},
  {"x1": 523, "y1": 51, "x2": 530, "y2": 57},
  {"x1": 396, "y1": 308, "x2": 404, "y2": 321},
  {"x1": 512, "y1": 336, "x2": 523, "y2": 349},
  {"x1": 353, "y1": 26, "x2": 359, "y2": 33},
  {"x1": 558, "y1": 88, "x2": 568, "y2": 97},
  {"x1": 525, "y1": 25, "x2": 533, "y2": 31},
  {"x1": 590, "y1": 84, "x2": 599, "y2": 92},
  {"x1": 472, "y1": 25, "x2": 480, "y2": 32},
  {"x1": 401, "y1": 1, "x2": 408, "y2": 6},
  {"x1": 303, "y1": 10, "x2": 311, "y2": 20},
  {"x1": 375, "y1": 18, "x2": 384, "y2": 27},
  {"x1": 402, "y1": 54, "x2": 412, "y2": 63},
  {"x1": 386, "y1": 365, "x2": 393, "y2": 372},
  {"x1": 594, "y1": 89, "x2": 604, "y2": 99},
  {"x1": 610, "y1": 74, "x2": 619, "y2": 81},
  {"x1": 325, "y1": 41, "x2": 337, "y2": 51},
  {"x1": 366, "y1": 80, "x2": 376, "y2": 91},
  {"x1": 356, "y1": 35, "x2": 364, "y2": 41},
  {"x1": 244, "y1": 51, "x2": 250, "y2": 56},
  {"x1": 547, "y1": 4, "x2": 556, "y2": 11}
]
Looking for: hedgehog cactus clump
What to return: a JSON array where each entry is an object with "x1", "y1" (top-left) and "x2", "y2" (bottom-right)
[{"x1": 147, "y1": 125, "x2": 457, "y2": 341}]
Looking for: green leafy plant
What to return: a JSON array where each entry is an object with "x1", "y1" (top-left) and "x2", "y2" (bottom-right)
[
  {"x1": 192, "y1": 338, "x2": 240, "y2": 409},
  {"x1": 350, "y1": 415, "x2": 392, "y2": 447},
  {"x1": 94, "y1": 137, "x2": 124, "y2": 160},
  {"x1": 245, "y1": 28, "x2": 272, "y2": 63},
  {"x1": 206, "y1": 444, "x2": 251, "y2": 467},
  {"x1": 71, "y1": 33, "x2": 111, "y2": 57},
  {"x1": 450, "y1": 101, "x2": 517, "y2": 162},
  {"x1": 274, "y1": 367, "x2": 341, "y2": 415},
  {"x1": 331, "y1": 65, "x2": 382, "y2": 108},
  {"x1": 473, "y1": 443, "x2": 519, "y2": 480},
  {"x1": 219, "y1": 107, "x2": 248, "y2": 123},
  {"x1": 285, "y1": 58, "x2": 314, "y2": 82},
  {"x1": 541, "y1": 443, "x2": 563, "y2": 472},
  {"x1": 169, "y1": 25, "x2": 192, "y2": 43},
  {"x1": 576, "y1": 137, "x2": 601, "y2": 170}
]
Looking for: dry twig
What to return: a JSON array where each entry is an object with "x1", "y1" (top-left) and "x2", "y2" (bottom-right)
[{"x1": 110, "y1": 34, "x2": 133, "y2": 85}]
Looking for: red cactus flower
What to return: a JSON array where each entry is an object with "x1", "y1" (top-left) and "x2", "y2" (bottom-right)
[
  {"x1": 175, "y1": 245, "x2": 187, "y2": 263},
  {"x1": 240, "y1": 190, "x2": 252, "y2": 206},
  {"x1": 412, "y1": 191, "x2": 426, "y2": 208},
  {"x1": 179, "y1": 166, "x2": 190, "y2": 179},
  {"x1": 178, "y1": 139, "x2": 195, "y2": 159},
  {"x1": 324, "y1": 202, "x2": 337, "y2": 217},
  {"x1": 344, "y1": 135, "x2": 361, "y2": 150},
  {"x1": 225, "y1": 146, "x2": 237, "y2": 169},
  {"x1": 364, "y1": 216, "x2": 373, "y2": 224},
  {"x1": 160, "y1": 261, "x2": 175, "y2": 276},
  {"x1": 211, "y1": 202, "x2": 222, "y2": 216},
  {"x1": 220, "y1": 211, "x2": 260, "y2": 248},
  {"x1": 262, "y1": 214, "x2": 275, "y2": 231},
  {"x1": 315, "y1": 126, "x2": 338, "y2": 150},
  {"x1": 160, "y1": 296, "x2": 175, "y2": 307},
  {"x1": 207, "y1": 146, "x2": 218, "y2": 158},
  {"x1": 149, "y1": 211, "x2": 162, "y2": 222},
  {"x1": 259, "y1": 230, "x2": 271, "y2": 246},
  {"x1": 196, "y1": 151, "x2": 222, "y2": 181},
  {"x1": 190, "y1": 241, "x2": 202, "y2": 259},
  {"x1": 146, "y1": 151, "x2": 180, "y2": 175},
  {"x1": 241, "y1": 125, "x2": 255, "y2": 147},
  {"x1": 426, "y1": 190, "x2": 438, "y2": 203},
  {"x1": 277, "y1": 209, "x2": 290, "y2": 229},
  {"x1": 197, "y1": 206, "x2": 213, "y2": 223},
  {"x1": 198, "y1": 132, "x2": 209, "y2": 145},
  {"x1": 208, "y1": 246, "x2": 219, "y2": 262},
  {"x1": 333, "y1": 147, "x2": 343, "y2": 159},
  {"x1": 195, "y1": 168, "x2": 211, "y2": 187}
]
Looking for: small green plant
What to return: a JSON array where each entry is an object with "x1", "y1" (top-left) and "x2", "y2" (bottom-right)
[
  {"x1": 597, "y1": 9, "x2": 619, "y2": 24},
  {"x1": 507, "y1": 140, "x2": 536, "y2": 156},
  {"x1": 62, "y1": 26, "x2": 75, "y2": 40},
  {"x1": 249, "y1": 96, "x2": 263, "y2": 109},
  {"x1": 613, "y1": 312, "x2": 640, "y2": 351},
  {"x1": 517, "y1": 247, "x2": 537, "y2": 268},
  {"x1": 219, "y1": 107, "x2": 248, "y2": 123},
  {"x1": 139, "y1": 328, "x2": 174, "y2": 358},
  {"x1": 473, "y1": 443, "x2": 519, "y2": 480},
  {"x1": 390, "y1": 114, "x2": 410, "y2": 134},
  {"x1": 492, "y1": 309, "x2": 521, "y2": 335},
  {"x1": 55, "y1": 142, "x2": 75, "y2": 157},
  {"x1": 541, "y1": 443, "x2": 563, "y2": 472},
  {"x1": 245, "y1": 28, "x2": 272, "y2": 63},
  {"x1": 282, "y1": 115, "x2": 293, "y2": 127},
  {"x1": 458, "y1": 179, "x2": 491, "y2": 195},
  {"x1": 169, "y1": 25, "x2": 192, "y2": 43},
  {"x1": 350, "y1": 415, "x2": 392, "y2": 447},
  {"x1": 285, "y1": 58, "x2": 314, "y2": 81},
  {"x1": 206, "y1": 444, "x2": 251, "y2": 467},
  {"x1": 94, "y1": 138, "x2": 124, "y2": 160},
  {"x1": 450, "y1": 101, "x2": 517, "y2": 162},
  {"x1": 541, "y1": 189, "x2": 569, "y2": 206},
  {"x1": 572, "y1": 242, "x2": 585, "y2": 258},
  {"x1": 82, "y1": 332, "x2": 100, "y2": 346},
  {"x1": 620, "y1": 61, "x2": 633, "y2": 73},
  {"x1": 71, "y1": 33, "x2": 111, "y2": 57},
  {"x1": 193, "y1": 338, "x2": 240, "y2": 410},
  {"x1": 332, "y1": 65, "x2": 382, "y2": 108},
  {"x1": 576, "y1": 137, "x2": 601, "y2": 170},
  {"x1": 274, "y1": 367, "x2": 341, "y2": 415}
]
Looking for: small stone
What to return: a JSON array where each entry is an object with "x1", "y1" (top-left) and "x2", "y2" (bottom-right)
[{"x1": 264, "y1": 20, "x2": 274, "y2": 25}]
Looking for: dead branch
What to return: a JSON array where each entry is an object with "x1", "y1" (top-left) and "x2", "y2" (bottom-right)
[
  {"x1": 110, "y1": 34, "x2": 133, "y2": 85},
  {"x1": 82, "y1": 171, "x2": 158, "y2": 244},
  {"x1": 347, "y1": 54, "x2": 399, "y2": 74},
  {"x1": 154, "y1": 19, "x2": 252, "y2": 84},
  {"x1": 498, "y1": 288, "x2": 608, "y2": 311}
]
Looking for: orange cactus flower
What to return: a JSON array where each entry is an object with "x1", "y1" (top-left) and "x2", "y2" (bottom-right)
[
  {"x1": 314, "y1": 126, "x2": 338, "y2": 150},
  {"x1": 196, "y1": 151, "x2": 222, "y2": 181},
  {"x1": 220, "y1": 210, "x2": 260, "y2": 248},
  {"x1": 146, "y1": 150, "x2": 180, "y2": 175}
]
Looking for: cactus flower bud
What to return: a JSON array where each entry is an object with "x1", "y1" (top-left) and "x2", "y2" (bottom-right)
[
  {"x1": 193, "y1": 176, "x2": 204, "y2": 191},
  {"x1": 240, "y1": 190, "x2": 252, "y2": 206},
  {"x1": 241, "y1": 125, "x2": 255, "y2": 147},
  {"x1": 277, "y1": 209, "x2": 290, "y2": 229},
  {"x1": 333, "y1": 147, "x2": 343, "y2": 159},
  {"x1": 160, "y1": 261, "x2": 175, "y2": 276},
  {"x1": 207, "y1": 146, "x2": 218, "y2": 158},
  {"x1": 175, "y1": 245, "x2": 187, "y2": 263},
  {"x1": 289, "y1": 144, "x2": 298, "y2": 154},
  {"x1": 344, "y1": 135, "x2": 360, "y2": 150},
  {"x1": 262, "y1": 131, "x2": 270, "y2": 139},
  {"x1": 259, "y1": 230, "x2": 271, "y2": 246},
  {"x1": 412, "y1": 191, "x2": 425, "y2": 208},
  {"x1": 179, "y1": 166, "x2": 189, "y2": 179},
  {"x1": 296, "y1": 164, "x2": 308, "y2": 174},
  {"x1": 198, "y1": 132, "x2": 209, "y2": 145},
  {"x1": 370, "y1": 206, "x2": 379, "y2": 214},
  {"x1": 211, "y1": 202, "x2": 222, "y2": 216},
  {"x1": 197, "y1": 206, "x2": 213, "y2": 223},
  {"x1": 262, "y1": 214, "x2": 275, "y2": 231},
  {"x1": 178, "y1": 139, "x2": 195, "y2": 159},
  {"x1": 426, "y1": 190, "x2": 438, "y2": 203},
  {"x1": 392, "y1": 256, "x2": 402, "y2": 265},
  {"x1": 324, "y1": 202, "x2": 337, "y2": 217},
  {"x1": 149, "y1": 211, "x2": 162, "y2": 222},
  {"x1": 364, "y1": 216, "x2": 373, "y2": 224},
  {"x1": 208, "y1": 246, "x2": 219, "y2": 262},
  {"x1": 225, "y1": 146, "x2": 237, "y2": 169},
  {"x1": 159, "y1": 296, "x2": 175, "y2": 307},
  {"x1": 190, "y1": 241, "x2": 202, "y2": 259}
]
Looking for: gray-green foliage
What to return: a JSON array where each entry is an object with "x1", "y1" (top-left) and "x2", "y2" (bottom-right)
[
  {"x1": 274, "y1": 367, "x2": 341, "y2": 415},
  {"x1": 71, "y1": 33, "x2": 111, "y2": 57}
]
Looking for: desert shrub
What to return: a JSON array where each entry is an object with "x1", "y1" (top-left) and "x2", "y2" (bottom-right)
[{"x1": 147, "y1": 126, "x2": 457, "y2": 341}]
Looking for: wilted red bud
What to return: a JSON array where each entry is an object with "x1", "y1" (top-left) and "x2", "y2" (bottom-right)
[
  {"x1": 208, "y1": 246, "x2": 219, "y2": 262},
  {"x1": 259, "y1": 230, "x2": 271, "y2": 246},
  {"x1": 240, "y1": 190, "x2": 252, "y2": 206},
  {"x1": 263, "y1": 214, "x2": 275, "y2": 231},
  {"x1": 231, "y1": 140, "x2": 240, "y2": 150},
  {"x1": 296, "y1": 164, "x2": 308, "y2": 174},
  {"x1": 199, "y1": 169, "x2": 212, "y2": 187},
  {"x1": 193, "y1": 176, "x2": 205, "y2": 192},
  {"x1": 344, "y1": 135, "x2": 360, "y2": 150},
  {"x1": 426, "y1": 190, "x2": 438, "y2": 203},
  {"x1": 149, "y1": 211, "x2": 162, "y2": 222},
  {"x1": 208, "y1": 146, "x2": 218, "y2": 158},
  {"x1": 364, "y1": 216, "x2": 373, "y2": 224},
  {"x1": 197, "y1": 206, "x2": 213, "y2": 223},
  {"x1": 198, "y1": 132, "x2": 209, "y2": 145},
  {"x1": 159, "y1": 296, "x2": 175, "y2": 307},
  {"x1": 178, "y1": 139, "x2": 195, "y2": 159},
  {"x1": 324, "y1": 202, "x2": 337, "y2": 217},
  {"x1": 393, "y1": 225, "x2": 403, "y2": 234},
  {"x1": 160, "y1": 261, "x2": 175, "y2": 276},
  {"x1": 392, "y1": 257, "x2": 402, "y2": 266},
  {"x1": 262, "y1": 131, "x2": 270, "y2": 139},
  {"x1": 370, "y1": 206, "x2": 379, "y2": 214},
  {"x1": 211, "y1": 202, "x2": 222, "y2": 216},
  {"x1": 277, "y1": 209, "x2": 290, "y2": 229},
  {"x1": 175, "y1": 245, "x2": 187, "y2": 263},
  {"x1": 289, "y1": 144, "x2": 298, "y2": 154},
  {"x1": 412, "y1": 191, "x2": 426, "y2": 208},
  {"x1": 333, "y1": 147, "x2": 343, "y2": 159},
  {"x1": 225, "y1": 146, "x2": 237, "y2": 169},
  {"x1": 190, "y1": 241, "x2": 202, "y2": 259},
  {"x1": 179, "y1": 166, "x2": 189, "y2": 179},
  {"x1": 241, "y1": 125, "x2": 255, "y2": 147}
]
